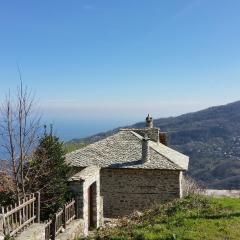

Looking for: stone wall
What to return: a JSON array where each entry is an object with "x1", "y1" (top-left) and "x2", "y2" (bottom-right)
[
  {"x1": 100, "y1": 168, "x2": 182, "y2": 217},
  {"x1": 68, "y1": 166, "x2": 102, "y2": 236}
]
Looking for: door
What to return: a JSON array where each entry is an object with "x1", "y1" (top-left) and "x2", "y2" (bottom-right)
[{"x1": 88, "y1": 184, "x2": 94, "y2": 229}]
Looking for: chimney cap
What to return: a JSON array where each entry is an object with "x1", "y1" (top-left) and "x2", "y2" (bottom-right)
[
  {"x1": 146, "y1": 114, "x2": 153, "y2": 128},
  {"x1": 146, "y1": 114, "x2": 152, "y2": 120}
]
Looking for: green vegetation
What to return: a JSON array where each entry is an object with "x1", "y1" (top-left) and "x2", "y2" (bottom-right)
[
  {"x1": 64, "y1": 142, "x2": 87, "y2": 153},
  {"x1": 26, "y1": 127, "x2": 72, "y2": 220},
  {"x1": 93, "y1": 195, "x2": 240, "y2": 240},
  {"x1": 0, "y1": 172, "x2": 16, "y2": 207},
  {"x1": 0, "y1": 192, "x2": 15, "y2": 207}
]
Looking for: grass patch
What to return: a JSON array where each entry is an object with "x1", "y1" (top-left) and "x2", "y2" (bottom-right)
[
  {"x1": 64, "y1": 142, "x2": 87, "y2": 153},
  {"x1": 93, "y1": 195, "x2": 240, "y2": 240}
]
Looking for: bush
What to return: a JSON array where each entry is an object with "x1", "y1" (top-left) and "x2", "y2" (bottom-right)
[
  {"x1": 0, "y1": 172, "x2": 16, "y2": 207},
  {"x1": 0, "y1": 191, "x2": 16, "y2": 207}
]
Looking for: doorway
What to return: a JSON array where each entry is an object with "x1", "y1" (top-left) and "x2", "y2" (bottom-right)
[{"x1": 88, "y1": 183, "x2": 96, "y2": 229}]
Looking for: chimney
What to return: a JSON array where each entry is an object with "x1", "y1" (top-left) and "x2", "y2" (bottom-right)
[
  {"x1": 159, "y1": 132, "x2": 167, "y2": 146},
  {"x1": 142, "y1": 134, "x2": 150, "y2": 163},
  {"x1": 146, "y1": 114, "x2": 153, "y2": 128}
]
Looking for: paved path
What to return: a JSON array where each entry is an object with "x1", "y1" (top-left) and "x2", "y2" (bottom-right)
[{"x1": 15, "y1": 223, "x2": 46, "y2": 240}]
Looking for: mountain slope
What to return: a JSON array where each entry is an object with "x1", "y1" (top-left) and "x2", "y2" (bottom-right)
[
  {"x1": 69, "y1": 101, "x2": 240, "y2": 189},
  {"x1": 149, "y1": 101, "x2": 240, "y2": 189}
]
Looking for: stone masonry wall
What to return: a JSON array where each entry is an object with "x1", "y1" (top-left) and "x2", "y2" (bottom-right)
[
  {"x1": 68, "y1": 166, "x2": 102, "y2": 236},
  {"x1": 100, "y1": 168, "x2": 182, "y2": 217}
]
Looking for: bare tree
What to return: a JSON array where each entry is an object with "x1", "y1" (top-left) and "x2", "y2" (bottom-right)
[
  {"x1": 182, "y1": 175, "x2": 206, "y2": 197},
  {"x1": 0, "y1": 80, "x2": 41, "y2": 197}
]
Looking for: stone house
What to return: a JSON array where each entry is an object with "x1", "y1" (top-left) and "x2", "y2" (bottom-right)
[{"x1": 66, "y1": 115, "x2": 189, "y2": 218}]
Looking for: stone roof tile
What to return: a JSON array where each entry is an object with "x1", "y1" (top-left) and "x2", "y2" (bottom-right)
[{"x1": 66, "y1": 130, "x2": 189, "y2": 170}]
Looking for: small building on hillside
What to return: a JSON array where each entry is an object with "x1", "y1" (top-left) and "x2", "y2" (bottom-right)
[{"x1": 66, "y1": 115, "x2": 189, "y2": 218}]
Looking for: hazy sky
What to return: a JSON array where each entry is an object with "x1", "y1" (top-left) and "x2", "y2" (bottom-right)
[{"x1": 0, "y1": 1, "x2": 240, "y2": 139}]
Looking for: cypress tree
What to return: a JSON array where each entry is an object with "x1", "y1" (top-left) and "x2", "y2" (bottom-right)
[{"x1": 26, "y1": 125, "x2": 72, "y2": 220}]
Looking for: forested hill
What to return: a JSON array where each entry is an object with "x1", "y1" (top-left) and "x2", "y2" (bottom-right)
[{"x1": 68, "y1": 101, "x2": 240, "y2": 189}]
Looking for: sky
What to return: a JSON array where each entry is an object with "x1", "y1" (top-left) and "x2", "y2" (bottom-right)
[{"x1": 0, "y1": 0, "x2": 240, "y2": 140}]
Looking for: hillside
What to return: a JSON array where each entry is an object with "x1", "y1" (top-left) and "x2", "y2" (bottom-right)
[
  {"x1": 68, "y1": 101, "x2": 240, "y2": 189},
  {"x1": 90, "y1": 195, "x2": 240, "y2": 240}
]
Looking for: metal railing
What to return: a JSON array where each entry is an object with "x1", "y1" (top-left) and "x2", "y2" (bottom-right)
[{"x1": 0, "y1": 192, "x2": 40, "y2": 237}]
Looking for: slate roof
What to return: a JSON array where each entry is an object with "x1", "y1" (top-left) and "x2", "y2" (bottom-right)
[{"x1": 66, "y1": 130, "x2": 189, "y2": 170}]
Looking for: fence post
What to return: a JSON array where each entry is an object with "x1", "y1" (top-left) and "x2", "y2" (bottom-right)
[
  {"x1": 1, "y1": 207, "x2": 7, "y2": 236},
  {"x1": 63, "y1": 204, "x2": 67, "y2": 230},
  {"x1": 51, "y1": 214, "x2": 56, "y2": 240},
  {"x1": 0, "y1": 214, "x2": 4, "y2": 240},
  {"x1": 18, "y1": 198, "x2": 22, "y2": 227},
  {"x1": 36, "y1": 191, "x2": 41, "y2": 223}
]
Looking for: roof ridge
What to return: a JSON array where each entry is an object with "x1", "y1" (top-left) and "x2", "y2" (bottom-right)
[
  {"x1": 150, "y1": 141, "x2": 189, "y2": 169},
  {"x1": 149, "y1": 141, "x2": 183, "y2": 169}
]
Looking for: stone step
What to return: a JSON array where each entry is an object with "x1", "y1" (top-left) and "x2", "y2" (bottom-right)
[
  {"x1": 15, "y1": 223, "x2": 46, "y2": 240},
  {"x1": 9, "y1": 219, "x2": 84, "y2": 240},
  {"x1": 56, "y1": 219, "x2": 84, "y2": 240}
]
